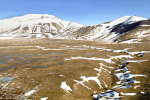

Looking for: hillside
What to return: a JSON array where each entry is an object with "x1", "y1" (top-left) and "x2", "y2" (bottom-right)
[{"x1": 0, "y1": 14, "x2": 150, "y2": 43}]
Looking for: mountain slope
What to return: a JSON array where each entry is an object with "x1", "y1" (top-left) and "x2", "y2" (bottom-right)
[
  {"x1": 0, "y1": 14, "x2": 149, "y2": 43},
  {"x1": 0, "y1": 14, "x2": 86, "y2": 38},
  {"x1": 55, "y1": 15, "x2": 149, "y2": 42}
]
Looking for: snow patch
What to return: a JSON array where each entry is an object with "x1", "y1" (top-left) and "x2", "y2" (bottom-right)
[
  {"x1": 41, "y1": 97, "x2": 48, "y2": 100},
  {"x1": 134, "y1": 85, "x2": 140, "y2": 89},
  {"x1": 121, "y1": 92, "x2": 136, "y2": 96},
  {"x1": 121, "y1": 39, "x2": 141, "y2": 44},
  {"x1": 24, "y1": 90, "x2": 37, "y2": 97},
  {"x1": 60, "y1": 82, "x2": 72, "y2": 93}
]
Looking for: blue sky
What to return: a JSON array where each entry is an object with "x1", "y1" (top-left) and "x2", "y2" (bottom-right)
[{"x1": 0, "y1": 0, "x2": 150, "y2": 25}]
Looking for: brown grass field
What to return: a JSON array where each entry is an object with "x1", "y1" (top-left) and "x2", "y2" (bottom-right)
[{"x1": 0, "y1": 38, "x2": 149, "y2": 100}]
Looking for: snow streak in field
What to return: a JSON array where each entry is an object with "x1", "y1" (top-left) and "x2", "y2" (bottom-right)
[
  {"x1": 60, "y1": 82, "x2": 72, "y2": 93},
  {"x1": 65, "y1": 55, "x2": 134, "y2": 63}
]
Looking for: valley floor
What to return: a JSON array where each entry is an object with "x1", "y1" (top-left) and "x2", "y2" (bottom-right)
[{"x1": 0, "y1": 38, "x2": 149, "y2": 100}]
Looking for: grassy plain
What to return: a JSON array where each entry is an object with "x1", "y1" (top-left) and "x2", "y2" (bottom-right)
[{"x1": 0, "y1": 38, "x2": 149, "y2": 100}]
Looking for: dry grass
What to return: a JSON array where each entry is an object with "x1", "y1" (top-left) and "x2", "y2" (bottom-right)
[{"x1": 0, "y1": 38, "x2": 149, "y2": 100}]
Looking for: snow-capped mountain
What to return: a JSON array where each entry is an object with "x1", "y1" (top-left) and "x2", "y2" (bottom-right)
[
  {"x1": 56, "y1": 15, "x2": 149, "y2": 42},
  {"x1": 0, "y1": 14, "x2": 86, "y2": 38},
  {"x1": 0, "y1": 14, "x2": 150, "y2": 43}
]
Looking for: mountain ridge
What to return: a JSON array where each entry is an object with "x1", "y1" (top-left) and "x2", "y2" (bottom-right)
[{"x1": 0, "y1": 14, "x2": 150, "y2": 43}]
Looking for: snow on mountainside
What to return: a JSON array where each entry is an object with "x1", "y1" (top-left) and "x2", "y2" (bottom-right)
[
  {"x1": 56, "y1": 15, "x2": 149, "y2": 42},
  {"x1": 0, "y1": 14, "x2": 150, "y2": 43},
  {"x1": 0, "y1": 14, "x2": 85, "y2": 38}
]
